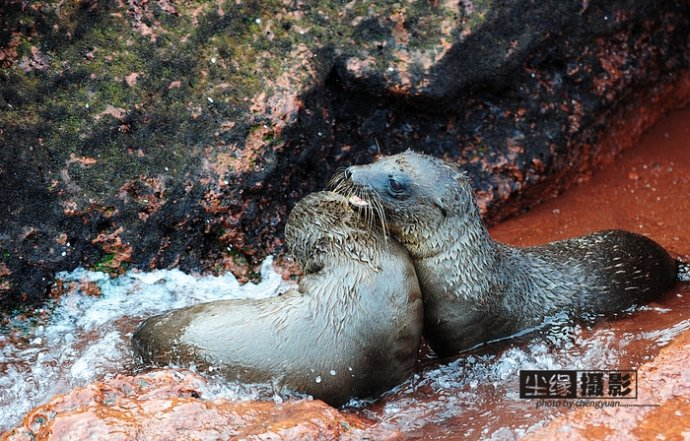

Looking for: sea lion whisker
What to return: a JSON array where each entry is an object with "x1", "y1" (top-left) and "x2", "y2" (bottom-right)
[
  {"x1": 132, "y1": 191, "x2": 423, "y2": 406},
  {"x1": 329, "y1": 174, "x2": 388, "y2": 237},
  {"x1": 350, "y1": 186, "x2": 364, "y2": 220},
  {"x1": 331, "y1": 181, "x2": 344, "y2": 197},
  {"x1": 358, "y1": 187, "x2": 376, "y2": 233},
  {"x1": 327, "y1": 169, "x2": 346, "y2": 191},
  {"x1": 328, "y1": 180, "x2": 340, "y2": 194},
  {"x1": 338, "y1": 150, "x2": 684, "y2": 357},
  {"x1": 369, "y1": 192, "x2": 388, "y2": 238}
]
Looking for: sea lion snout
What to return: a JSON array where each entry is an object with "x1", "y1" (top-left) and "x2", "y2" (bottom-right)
[
  {"x1": 343, "y1": 164, "x2": 373, "y2": 190},
  {"x1": 131, "y1": 191, "x2": 423, "y2": 405},
  {"x1": 342, "y1": 163, "x2": 397, "y2": 201},
  {"x1": 332, "y1": 150, "x2": 683, "y2": 356}
]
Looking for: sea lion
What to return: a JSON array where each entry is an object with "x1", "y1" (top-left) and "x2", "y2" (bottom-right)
[
  {"x1": 132, "y1": 191, "x2": 423, "y2": 406},
  {"x1": 332, "y1": 150, "x2": 683, "y2": 356}
]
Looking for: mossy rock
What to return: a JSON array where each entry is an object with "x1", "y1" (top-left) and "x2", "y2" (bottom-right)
[{"x1": 1, "y1": 0, "x2": 689, "y2": 310}]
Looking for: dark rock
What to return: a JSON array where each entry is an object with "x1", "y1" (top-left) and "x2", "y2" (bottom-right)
[{"x1": 1, "y1": 0, "x2": 689, "y2": 310}]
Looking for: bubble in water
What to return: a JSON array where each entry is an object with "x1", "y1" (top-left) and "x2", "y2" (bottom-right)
[{"x1": 0, "y1": 258, "x2": 296, "y2": 433}]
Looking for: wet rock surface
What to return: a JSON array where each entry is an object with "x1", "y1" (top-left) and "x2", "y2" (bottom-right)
[
  {"x1": 2, "y1": 106, "x2": 689, "y2": 439},
  {"x1": 1, "y1": 0, "x2": 689, "y2": 309},
  {"x1": 523, "y1": 327, "x2": 690, "y2": 441},
  {"x1": 1, "y1": 369, "x2": 400, "y2": 441}
]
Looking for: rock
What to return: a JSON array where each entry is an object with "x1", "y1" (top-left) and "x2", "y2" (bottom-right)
[
  {"x1": 1, "y1": 369, "x2": 400, "y2": 441},
  {"x1": 522, "y1": 326, "x2": 690, "y2": 441},
  {"x1": 1, "y1": 0, "x2": 689, "y2": 309}
]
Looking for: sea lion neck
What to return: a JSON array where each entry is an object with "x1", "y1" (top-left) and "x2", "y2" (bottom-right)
[
  {"x1": 405, "y1": 181, "x2": 497, "y2": 260},
  {"x1": 413, "y1": 200, "x2": 502, "y2": 305}
]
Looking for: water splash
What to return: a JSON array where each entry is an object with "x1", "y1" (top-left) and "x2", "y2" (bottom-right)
[
  {"x1": 1, "y1": 263, "x2": 687, "y2": 438},
  {"x1": 0, "y1": 258, "x2": 293, "y2": 432},
  {"x1": 359, "y1": 298, "x2": 689, "y2": 440}
]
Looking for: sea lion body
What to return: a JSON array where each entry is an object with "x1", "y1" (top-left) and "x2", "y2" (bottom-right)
[
  {"x1": 132, "y1": 191, "x2": 423, "y2": 405},
  {"x1": 336, "y1": 150, "x2": 680, "y2": 356}
]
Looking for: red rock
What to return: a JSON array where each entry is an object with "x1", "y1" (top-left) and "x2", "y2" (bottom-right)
[
  {"x1": 522, "y1": 328, "x2": 690, "y2": 441},
  {"x1": 1, "y1": 369, "x2": 400, "y2": 441}
]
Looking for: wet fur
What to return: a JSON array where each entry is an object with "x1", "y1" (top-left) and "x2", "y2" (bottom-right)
[
  {"x1": 336, "y1": 150, "x2": 680, "y2": 356},
  {"x1": 132, "y1": 191, "x2": 423, "y2": 405}
]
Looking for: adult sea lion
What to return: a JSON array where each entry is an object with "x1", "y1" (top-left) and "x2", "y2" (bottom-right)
[
  {"x1": 132, "y1": 191, "x2": 423, "y2": 406},
  {"x1": 333, "y1": 150, "x2": 685, "y2": 356}
]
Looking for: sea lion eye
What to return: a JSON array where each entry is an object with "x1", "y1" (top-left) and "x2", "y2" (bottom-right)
[{"x1": 388, "y1": 178, "x2": 404, "y2": 193}]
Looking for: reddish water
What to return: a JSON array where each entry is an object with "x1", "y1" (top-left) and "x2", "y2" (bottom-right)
[{"x1": 361, "y1": 106, "x2": 690, "y2": 439}]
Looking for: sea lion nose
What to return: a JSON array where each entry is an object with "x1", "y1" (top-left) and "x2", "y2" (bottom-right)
[{"x1": 344, "y1": 168, "x2": 353, "y2": 180}]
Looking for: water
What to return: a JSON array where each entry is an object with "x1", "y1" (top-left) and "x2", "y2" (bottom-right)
[
  {"x1": 357, "y1": 285, "x2": 690, "y2": 440},
  {"x1": 1, "y1": 261, "x2": 688, "y2": 437},
  {"x1": 0, "y1": 258, "x2": 293, "y2": 432}
]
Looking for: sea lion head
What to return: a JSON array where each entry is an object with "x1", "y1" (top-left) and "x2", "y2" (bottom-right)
[
  {"x1": 285, "y1": 191, "x2": 379, "y2": 269},
  {"x1": 331, "y1": 150, "x2": 475, "y2": 255}
]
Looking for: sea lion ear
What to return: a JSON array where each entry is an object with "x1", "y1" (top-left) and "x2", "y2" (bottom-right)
[
  {"x1": 443, "y1": 162, "x2": 468, "y2": 183},
  {"x1": 303, "y1": 257, "x2": 325, "y2": 275},
  {"x1": 433, "y1": 197, "x2": 450, "y2": 217}
]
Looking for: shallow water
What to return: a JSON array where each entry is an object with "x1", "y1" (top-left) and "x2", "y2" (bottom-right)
[
  {"x1": 3, "y1": 256, "x2": 687, "y2": 437},
  {"x1": 364, "y1": 284, "x2": 690, "y2": 440},
  {"x1": 389, "y1": 104, "x2": 690, "y2": 439},
  {"x1": 2, "y1": 106, "x2": 689, "y2": 438},
  {"x1": 0, "y1": 258, "x2": 295, "y2": 431}
]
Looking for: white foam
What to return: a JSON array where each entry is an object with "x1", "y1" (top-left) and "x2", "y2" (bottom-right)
[
  {"x1": 0, "y1": 258, "x2": 294, "y2": 432},
  {"x1": 371, "y1": 321, "x2": 641, "y2": 435},
  {"x1": 1, "y1": 261, "x2": 686, "y2": 436}
]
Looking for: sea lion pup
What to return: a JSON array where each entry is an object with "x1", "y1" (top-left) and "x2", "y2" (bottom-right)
[
  {"x1": 132, "y1": 191, "x2": 423, "y2": 406},
  {"x1": 332, "y1": 150, "x2": 684, "y2": 356}
]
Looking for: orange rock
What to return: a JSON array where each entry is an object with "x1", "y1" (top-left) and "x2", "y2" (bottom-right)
[
  {"x1": 523, "y1": 328, "x2": 690, "y2": 441},
  {"x1": 2, "y1": 369, "x2": 400, "y2": 441}
]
